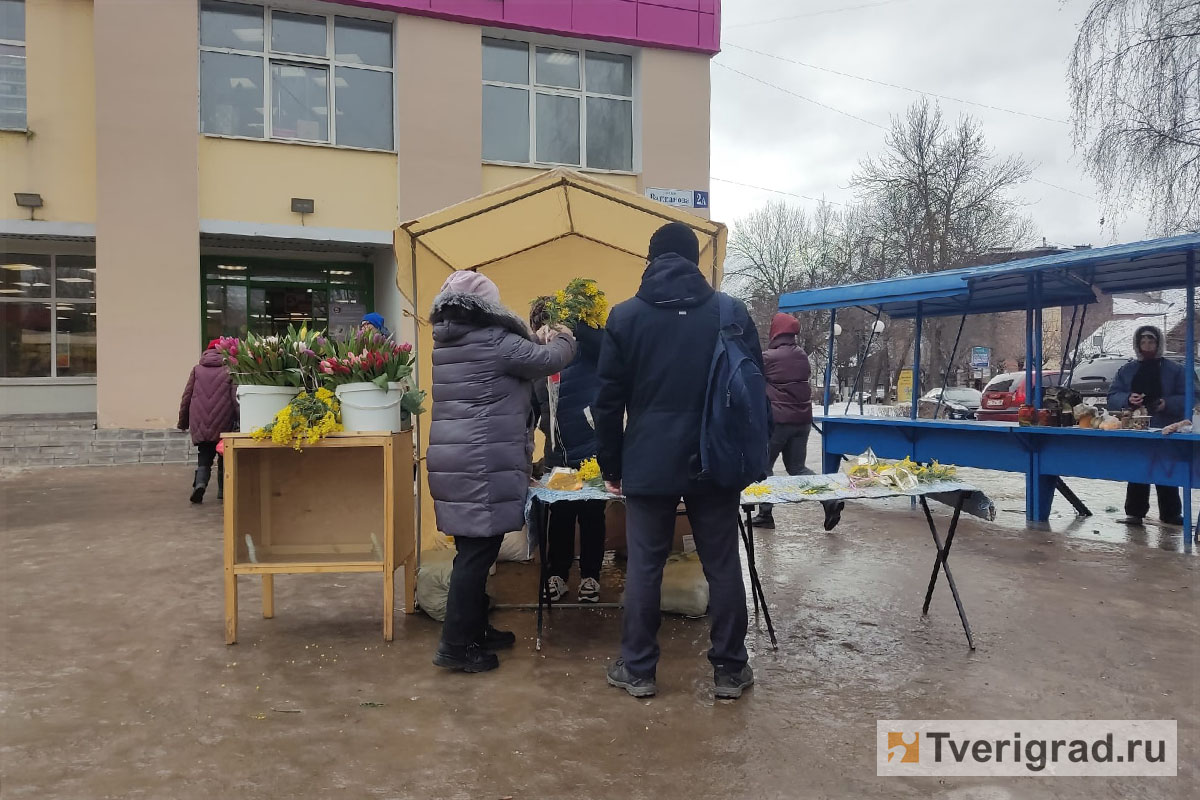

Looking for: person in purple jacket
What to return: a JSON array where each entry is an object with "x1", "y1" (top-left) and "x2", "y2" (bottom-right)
[
  {"x1": 750, "y1": 313, "x2": 843, "y2": 531},
  {"x1": 177, "y1": 339, "x2": 238, "y2": 504}
]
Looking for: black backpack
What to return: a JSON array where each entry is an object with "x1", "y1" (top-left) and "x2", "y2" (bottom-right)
[{"x1": 699, "y1": 294, "x2": 772, "y2": 489}]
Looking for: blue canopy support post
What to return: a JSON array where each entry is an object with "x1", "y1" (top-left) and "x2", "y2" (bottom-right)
[
  {"x1": 824, "y1": 309, "x2": 836, "y2": 414},
  {"x1": 911, "y1": 306, "x2": 923, "y2": 421},
  {"x1": 1184, "y1": 250, "x2": 1195, "y2": 551},
  {"x1": 822, "y1": 310, "x2": 841, "y2": 475},
  {"x1": 1033, "y1": 273, "x2": 1044, "y2": 408}
]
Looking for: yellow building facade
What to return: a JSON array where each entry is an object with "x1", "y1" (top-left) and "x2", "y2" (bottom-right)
[{"x1": 0, "y1": 0, "x2": 717, "y2": 425}]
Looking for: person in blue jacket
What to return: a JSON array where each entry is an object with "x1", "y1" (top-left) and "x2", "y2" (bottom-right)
[{"x1": 1107, "y1": 325, "x2": 1186, "y2": 525}]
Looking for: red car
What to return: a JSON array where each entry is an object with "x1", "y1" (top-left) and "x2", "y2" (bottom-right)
[{"x1": 976, "y1": 371, "x2": 1062, "y2": 422}]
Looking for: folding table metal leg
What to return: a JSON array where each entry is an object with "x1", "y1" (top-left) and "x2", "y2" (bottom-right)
[
  {"x1": 535, "y1": 500, "x2": 551, "y2": 651},
  {"x1": 739, "y1": 507, "x2": 778, "y2": 649},
  {"x1": 919, "y1": 493, "x2": 974, "y2": 650}
]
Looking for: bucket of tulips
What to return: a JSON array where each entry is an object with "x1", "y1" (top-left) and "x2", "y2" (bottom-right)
[{"x1": 319, "y1": 327, "x2": 425, "y2": 432}]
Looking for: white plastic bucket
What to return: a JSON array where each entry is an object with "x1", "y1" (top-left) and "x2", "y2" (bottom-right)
[
  {"x1": 387, "y1": 381, "x2": 414, "y2": 432},
  {"x1": 337, "y1": 382, "x2": 400, "y2": 432},
  {"x1": 237, "y1": 385, "x2": 300, "y2": 433}
]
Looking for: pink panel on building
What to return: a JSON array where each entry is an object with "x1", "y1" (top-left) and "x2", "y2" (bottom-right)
[
  {"x1": 637, "y1": 1, "x2": 699, "y2": 49},
  {"x1": 697, "y1": 11, "x2": 716, "y2": 51},
  {"x1": 427, "y1": 0, "x2": 503, "y2": 21},
  {"x1": 335, "y1": 0, "x2": 720, "y2": 53},
  {"x1": 572, "y1": 0, "x2": 639, "y2": 41},
  {"x1": 643, "y1": 0, "x2": 699, "y2": 10}
]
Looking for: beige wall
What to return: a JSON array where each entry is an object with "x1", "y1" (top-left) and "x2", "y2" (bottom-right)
[
  {"x1": 199, "y1": 138, "x2": 398, "y2": 231},
  {"x1": 94, "y1": 0, "x2": 200, "y2": 428},
  {"x1": 482, "y1": 164, "x2": 638, "y2": 194},
  {"x1": 395, "y1": 16, "x2": 483, "y2": 222},
  {"x1": 0, "y1": 0, "x2": 96, "y2": 223},
  {"x1": 638, "y1": 47, "x2": 711, "y2": 220}
]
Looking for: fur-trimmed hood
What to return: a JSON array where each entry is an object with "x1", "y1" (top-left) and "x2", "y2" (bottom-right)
[
  {"x1": 1133, "y1": 324, "x2": 1164, "y2": 359},
  {"x1": 430, "y1": 290, "x2": 532, "y2": 343}
]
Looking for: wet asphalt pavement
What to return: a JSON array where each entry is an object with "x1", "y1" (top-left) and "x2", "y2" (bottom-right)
[{"x1": 1, "y1": 459, "x2": 1196, "y2": 799}]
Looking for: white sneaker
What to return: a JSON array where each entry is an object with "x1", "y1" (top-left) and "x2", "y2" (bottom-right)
[
  {"x1": 578, "y1": 577, "x2": 600, "y2": 603},
  {"x1": 546, "y1": 575, "x2": 568, "y2": 602}
]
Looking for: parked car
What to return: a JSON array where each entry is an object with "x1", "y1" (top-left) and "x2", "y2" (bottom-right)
[
  {"x1": 918, "y1": 387, "x2": 982, "y2": 420},
  {"x1": 976, "y1": 371, "x2": 1063, "y2": 422},
  {"x1": 1066, "y1": 356, "x2": 1129, "y2": 410}
]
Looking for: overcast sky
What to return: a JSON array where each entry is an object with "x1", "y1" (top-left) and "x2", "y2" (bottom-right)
[{"x1": 708, "y1": 0, "x2": 1152, "y2": 248}]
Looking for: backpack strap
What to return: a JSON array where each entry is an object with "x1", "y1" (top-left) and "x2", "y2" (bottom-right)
[{"x1": 716, "y1": 292, "x2": 739, "y2": 335}]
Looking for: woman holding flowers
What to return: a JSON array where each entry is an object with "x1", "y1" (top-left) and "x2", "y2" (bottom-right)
[
  {"x1": 538, "y1": 280, "x2": 609, "y2": 604},
  {"x1": 426, "y1": 270, "x2": 576, "y2": 673}
]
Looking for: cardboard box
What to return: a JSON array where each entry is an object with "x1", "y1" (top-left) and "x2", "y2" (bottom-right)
[{"x1": 604, "y1": 501, "x2": 692, "y2": 557}]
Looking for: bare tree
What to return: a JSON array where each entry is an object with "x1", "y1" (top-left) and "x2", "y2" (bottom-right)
[
  {"x1": 1069, "y1": 0, "x2": 1200, "y2": 234},
  {"x1": 851, "y1": 99, "x2": 1036, "y2": 387}
]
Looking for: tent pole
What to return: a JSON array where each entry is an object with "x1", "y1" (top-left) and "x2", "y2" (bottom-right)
[
  {"x1": 1059, "y1": 305, "x2": 1079, "y2": 386},
  {"x1": 1025, "y1": 277, "x2": 1034, "y2": 402}
]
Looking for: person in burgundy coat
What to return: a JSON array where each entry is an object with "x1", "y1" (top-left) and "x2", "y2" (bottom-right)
[
  {"x1": 750, "y1": 313, "x2": 843, "y2": 531},
  {"x1": 178, "y1": 339, "x2": 238, "y2": 504}
]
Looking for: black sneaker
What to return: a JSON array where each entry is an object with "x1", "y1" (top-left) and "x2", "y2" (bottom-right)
[
  {"x1": 823, "y1": 501, "x2": 845, "y2": 532},
  {"x1": 606, "y1": 658, "x2": 656, "y2": 697},
  {"x1": 433, "y1": 642, "x2": 499, "y2": 673},
  {"x1": 1116, "y1": 515, "x2": 1145, "y2": 526},
  {"x1": 1161, "y1": 515, "x2": 1184, "y2": 526},
  {"x1": 714, "y1": 663, "x2": 754, "y2": 699},
  {"x1": 479, "y1": 625, "x2": 516, "y2": 651},
  {"x1": 749, "y1": 514, "x2": 775, "y2": 529}
]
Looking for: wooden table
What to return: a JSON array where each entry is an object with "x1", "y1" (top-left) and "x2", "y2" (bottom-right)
[{"x1": 222, "y1": 431, "x2": 416, "y2": 644}]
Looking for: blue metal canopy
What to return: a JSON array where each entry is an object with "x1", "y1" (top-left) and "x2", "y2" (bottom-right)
[{"x1": 778, "y1": 233, "x2": 1200, "y2": 319}]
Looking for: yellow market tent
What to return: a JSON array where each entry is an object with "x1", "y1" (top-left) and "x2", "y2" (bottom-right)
[{"x1": 394, "y1": 168, "x2": 727, "y2": 549}]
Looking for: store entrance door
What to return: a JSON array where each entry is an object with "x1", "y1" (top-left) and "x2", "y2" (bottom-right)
[{"x1": 202, "y1": 257, "x2": 373, "y2": 344}]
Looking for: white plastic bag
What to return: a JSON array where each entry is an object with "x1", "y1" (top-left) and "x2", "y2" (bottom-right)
[{"x1": 497, "y1": 527, "x2": 534, "y2": 562}]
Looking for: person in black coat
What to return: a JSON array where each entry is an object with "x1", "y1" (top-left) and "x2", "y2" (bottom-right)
[{"x1": 594, "y1": 221, "x2": 763, "y2": 700}]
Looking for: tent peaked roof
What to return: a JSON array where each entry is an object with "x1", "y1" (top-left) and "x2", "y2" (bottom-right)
[
  {"x1": 394, "y1": 168, "x2": 726, "y2": 303},
  {"x1": 778, "y1": 233, "x2": 1200, "y2": 319}
]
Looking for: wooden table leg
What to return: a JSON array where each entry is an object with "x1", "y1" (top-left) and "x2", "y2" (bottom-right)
[
  {"x1": 383, "y1": 567, "x2": 395, "y2": 642},
  {"x1": 261, "y1": 574, "x2": 274, "y2": 619},
  {"x1": 224, "y1": 568, "x2": 238, "y2": 645}
]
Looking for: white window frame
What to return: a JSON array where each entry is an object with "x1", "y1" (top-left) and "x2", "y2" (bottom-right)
[
  {"x1": 198, "y1": 0, "x2": 396, "y2": 152},
  {"x1": 482, "y1": 31, "x2": 640, "y2": 175},
  {"x1": 0, "y1": 252, "x2": 97, "y2": 383},
  {"x1": 0, "y1": 0, "x2": 27, "y2": 132}
]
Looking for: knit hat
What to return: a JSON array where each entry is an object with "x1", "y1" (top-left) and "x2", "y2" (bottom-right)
[
  {"x1": 769, "y1": 313, "x2": 801, "y2": 341},
  {"x1": 361, "y1": 312, "x2": 391, "y2": 337},
  {"x1": 206, "y1": 338, "x2": 222, "y2": 351},
  {"x1": 648, "y1": 221, "x2": 700, "y2": 265},
  {"x1": 440, "y1": 270, "x2": 501, "y2": 305}
]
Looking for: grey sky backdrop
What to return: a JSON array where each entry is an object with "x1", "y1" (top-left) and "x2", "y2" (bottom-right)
[{"x1": 708, "y1": 0, "x2": 1152, "y2": 248}]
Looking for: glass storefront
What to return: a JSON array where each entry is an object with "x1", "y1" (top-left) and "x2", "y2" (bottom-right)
[
  {"x1": 0, "y1": 252, "x2": 97, "y2": 378},
  {"x1": 201, "y1": 256, "x2": 373, "y2": 344}
]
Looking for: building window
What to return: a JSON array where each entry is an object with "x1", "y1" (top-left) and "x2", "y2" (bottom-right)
[
  {"x1": 0, "y1": 253, "x2": 97, "y2": 378},
  {"x1": 199, "y1": 1, "x2": 394, "y2": 150},
  {"x1": 0, "y1": 0, "x2": 25, "y2": 130},
  {"x1": 482, "y1": 36, "x2": 634, "y2": 172}
]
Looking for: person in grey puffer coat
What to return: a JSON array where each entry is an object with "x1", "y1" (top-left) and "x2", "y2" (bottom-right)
[{"x1": 426, "y1": 270, "x2": 576, "y2": 673}]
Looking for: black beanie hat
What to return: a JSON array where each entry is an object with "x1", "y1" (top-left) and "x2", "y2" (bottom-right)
[{"x1": 648, "y1": 221, "x2": 700, "y2": 265}]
